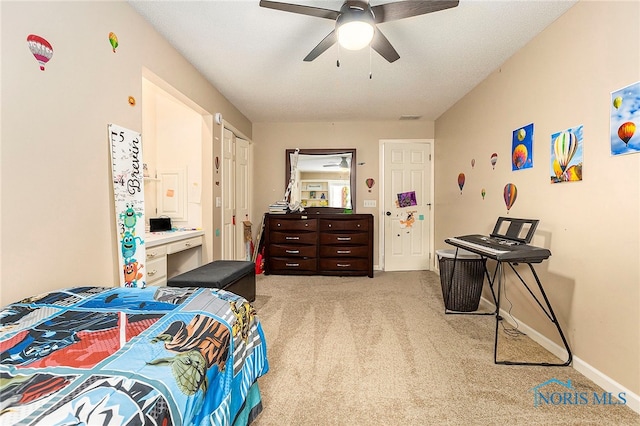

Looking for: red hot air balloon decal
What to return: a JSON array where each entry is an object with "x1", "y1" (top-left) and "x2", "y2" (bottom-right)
[
  {"x1": 618, "y1": 122, "x2": 636, "y2": 146},
  {"x1": 27, "y1": 34, "x2": 53, "y2": 71},
  {"x1": 457, "y1": 173, "x2": 465, "y2": 194},
  {"x1": 503, "y1": 183, "x2": 517, "y2": 213},
  {"x1": 365, "y1": 178, "x2": 375, "y2": 192},
  {"x1": 490, "y1": 153, "x2": 498, "y2": 169}
]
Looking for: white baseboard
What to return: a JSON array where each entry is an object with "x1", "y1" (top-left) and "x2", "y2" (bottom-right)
[{"x1": 479, "y1": 296, "x2": 640, "y2": 414}]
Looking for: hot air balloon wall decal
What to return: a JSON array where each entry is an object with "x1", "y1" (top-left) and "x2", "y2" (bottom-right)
[
  {"x1": 490, "y1": 152, "x2": 498, "y2": 170},
  {"x1": 26, "y1": 34, "x2": 53, "y2": 71},
  {"x1": 365, "y1": 178, "x2": 375, "y2": 192},
  {"x1": 457, "y1": 173, "x2": 465, "y2": 194},
  {"x1": 610, "y1": 81, "x2": 640, "y2": 156},
  {"x1": 550, "y1": 124, "x2": 583, "y2": 183},
  {"x1": 512, "y1": 123, "x2": 534, "y2": 171},
  {"x1": 109, "y1": 32, "x2": 119, "y2": 53},
  {"x1": 503, "y1": 183, "x2": 517, "y2": 213}
]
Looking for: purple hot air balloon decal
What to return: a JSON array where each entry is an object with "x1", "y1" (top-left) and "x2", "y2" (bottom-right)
[{"x1": 503, "y1": 183, "x2": 517, "y2": 213}]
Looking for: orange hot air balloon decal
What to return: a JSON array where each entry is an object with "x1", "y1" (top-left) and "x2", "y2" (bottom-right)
[
  {"x1": 503, "y1": 183, "x2": 517, "y2": 213},
  {"x1": 490, "y1": 153, "x2": 498, "y2": 169},
  {"x1": 27, "y1": 34, "x2": 53, "y2": 71},
  {"x1": 618, "y1": 122, "x2": 636, "y2": 146},
  {"x1": 457, "y1": 173, "x2": 465, "y2": 194},
  {"x1": 512, "y1": 144, "x2": 528, "y2": 169}
]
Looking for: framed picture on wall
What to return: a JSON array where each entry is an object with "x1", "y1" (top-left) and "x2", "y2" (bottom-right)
[{"x1": 610, "y1": 81, "x2": 639, "y2": 156}]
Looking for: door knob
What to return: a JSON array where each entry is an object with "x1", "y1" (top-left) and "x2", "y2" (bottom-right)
[{"x1": 386, "y1": 211, "x2": 391, "y2": 216}]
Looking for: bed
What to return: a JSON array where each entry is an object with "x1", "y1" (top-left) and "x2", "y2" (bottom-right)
[{"x1": 0, "y1": 286, "x2": 269, "y2": 425}]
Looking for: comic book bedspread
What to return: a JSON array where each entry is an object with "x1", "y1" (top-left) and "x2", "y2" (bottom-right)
[{"x1": 0, "y1": 286, "x2": 269, "y2": 425}]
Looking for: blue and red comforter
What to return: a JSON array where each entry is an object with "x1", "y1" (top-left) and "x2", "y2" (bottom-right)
[{"x1": 0, "y1": 286, "x2": 268, "y2": 425}]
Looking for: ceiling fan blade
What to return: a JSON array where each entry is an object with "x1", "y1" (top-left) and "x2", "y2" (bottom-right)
[
  {"x1": 371, "y1": 29, "x2": 400, "y2": 63},
  {"x1": 304, "y1": 30, "x2": 337, "y2": 62},
  {"x1": 372, "y1": 0, "x2": 459, "y2": 23},
  {"x1": 259, "y1": 1, "x2": 339, "y2": 20}
]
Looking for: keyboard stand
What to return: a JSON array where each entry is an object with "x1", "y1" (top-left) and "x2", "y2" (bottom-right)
[
  {"x1": 448, "y1": 247, "x2": 572, "y2": 367},
  {"x1": 492, "y1": 261, "x2": 572, "y2": 367}
]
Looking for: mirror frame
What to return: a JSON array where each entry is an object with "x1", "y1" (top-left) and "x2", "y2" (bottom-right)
[{"x1": 285, "y1": 148, "x2": 357, "y2": 213}]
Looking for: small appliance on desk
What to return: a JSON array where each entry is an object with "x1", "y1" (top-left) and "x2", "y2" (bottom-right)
[{"x1": 149, "y1": 217, "x2": 172, "y2": 232}]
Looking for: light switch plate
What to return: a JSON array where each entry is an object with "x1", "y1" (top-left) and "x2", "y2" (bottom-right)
[{"x1": 363, "y1": 199, "x2": 376, "y2": 208}]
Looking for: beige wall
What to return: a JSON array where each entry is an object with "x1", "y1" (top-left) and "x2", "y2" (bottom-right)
[
  {"x1": 435, "y1": 1, "x2": 639, "y2": 396},
  {"x1": 0, "y1": 1, "x2": 251, "y2": 305},
  {"x1": 252, "y1": 120, "x2": 435, "y2": 265}
]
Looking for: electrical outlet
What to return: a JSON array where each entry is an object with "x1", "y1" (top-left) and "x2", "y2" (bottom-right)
[{"x1": 363, "y1": 199, "x2": 376, "y2": 208}]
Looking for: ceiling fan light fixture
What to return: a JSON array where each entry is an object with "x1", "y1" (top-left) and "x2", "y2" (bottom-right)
[{"x1": 337, "y1": 20, "x2": 374, "y2": 50}]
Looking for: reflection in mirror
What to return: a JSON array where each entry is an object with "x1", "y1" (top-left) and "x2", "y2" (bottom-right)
[{"x1": 285, "y1": 149, "x2": 356, "y2": 213}]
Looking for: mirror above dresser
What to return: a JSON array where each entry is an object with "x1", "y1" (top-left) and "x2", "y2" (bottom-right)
[{"x1": 285, "y1": 148, "x2": 356, "y2": 213}]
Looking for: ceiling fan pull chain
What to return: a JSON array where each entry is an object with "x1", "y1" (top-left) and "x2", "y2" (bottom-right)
[
  {"x1": 369, "y1": 45, "x2": 373, "y2": 79},
  {"x1": 337, "y1": 43, "x2": 341, "y2": 68}
]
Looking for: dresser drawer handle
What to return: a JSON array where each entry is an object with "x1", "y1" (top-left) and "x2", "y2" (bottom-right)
[
  {"x1": 147, "y1": 253, "x2": 157, "y2": 258},
  {"x1": 285, "y1": 263, "x2": 300, "y2": 267},
  {"x1": 336, "y1": 250, "x2": 351, "y2": 254},
  {"x1": 185, "y1": 242, "x2": 191, "y2": 247},
  {"x1": 337, "y1": 237, "x2": 351, "y2": 241},
  {"x1": 337, "y1": 263, "x2": 351, "y2": 268},
  {"x1": 285, "y1": 236, "x2": 300, "y2": 240},
  {"x1": 286, "y1": 250, "x2": 300, "y2": 254},
  {"x1": 148, "y1": 270, "x2": 157, "y2": 276},
  {"x1": 328, "y1": 224, "x2": 332, "y2": 227}
]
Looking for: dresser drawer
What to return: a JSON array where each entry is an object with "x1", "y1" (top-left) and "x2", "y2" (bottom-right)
[
  {"x1": 319, "y1": 245, "x2": 369, "y2": 258},
  {"x1": 146, "y1": 255, "x2": 167, "y2": 283},
  {"x1": 167, "y1": 236, "x2": 203, "y2": 254},
  {"x1": 270, "y1": 218, "x2": 318, "y2": 231},
  {"x1": 270, "y1": 231, "x2": 317, "y2": 245},
  {"x1": 319, "y1": 218, "x2": 369, "y2": 232},
  {"x1": 269, "y1": 244, "x2": 317, "y2": 258},
  {"x1": 319, "y1": 258, "x2": 369, "y2": 272},
  {"x1": 319, "y1": 232, "x2": 369, "y2": 245},
  {"x1": 269, "y1": 257, "x2": 317, "y2": 272}
]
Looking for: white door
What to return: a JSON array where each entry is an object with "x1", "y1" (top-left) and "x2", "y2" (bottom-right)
[
  {"x1": 235, "y1": 138, "x2": 250, "y2": 260},
  {"x1": 382, "y1": 140, "x2": 432, "y2": 271},
  {"x1": 222, "y1": 128, "x2": 235, "y2": 259}
]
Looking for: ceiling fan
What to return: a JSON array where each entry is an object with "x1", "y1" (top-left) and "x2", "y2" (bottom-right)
[
  {"x1": 323, "y1": 157, "x2": 350, "y2": 168},
  {"x1": 259, "y1": 0, "x2": 459, "y2": 63}
]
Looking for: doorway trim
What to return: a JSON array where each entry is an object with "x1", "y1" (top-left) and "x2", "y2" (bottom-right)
[{"x1": 378, "y1": 139, "x2": 435, "y2": 271}]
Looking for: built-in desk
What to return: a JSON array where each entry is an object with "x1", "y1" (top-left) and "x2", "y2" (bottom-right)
[{"x1": 145, "y1": 230, "x2": 204, "y2": 286}]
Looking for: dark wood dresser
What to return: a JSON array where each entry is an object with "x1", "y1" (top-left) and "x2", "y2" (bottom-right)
[{"x1": 264, "y1": 213, "x2": 373, "y2": 278}]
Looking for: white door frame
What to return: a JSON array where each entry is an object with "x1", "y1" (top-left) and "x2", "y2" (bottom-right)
[{"x1": 378, "y1": 139, "x2": 435, "y2": 271}]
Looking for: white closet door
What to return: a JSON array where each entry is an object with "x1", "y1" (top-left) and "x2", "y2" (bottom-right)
[
  {"x1": 222, "y1": 128, "x2": 235, "y2": 259},
  {"x1": 235, "y1": 138, "x2": 250, "y2": 260}
]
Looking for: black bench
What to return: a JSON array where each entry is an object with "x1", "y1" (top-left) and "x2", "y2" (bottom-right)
[{"x1": 167, "y1": 260, "x2": 256, "y2": 302}]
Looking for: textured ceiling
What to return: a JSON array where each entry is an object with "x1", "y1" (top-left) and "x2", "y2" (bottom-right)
[{"x1": 129, "y1": 0, "x2": 577, "y2": 123}]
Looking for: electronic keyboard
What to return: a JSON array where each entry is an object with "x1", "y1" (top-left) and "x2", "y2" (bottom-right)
[{"x1": 446, "y1": 234, "x2": 551, "y2": 263}]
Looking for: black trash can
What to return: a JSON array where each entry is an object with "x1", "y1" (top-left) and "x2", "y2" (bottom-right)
[{"x1": 436, "y1": 249, "x2": 486, "y2": 312}]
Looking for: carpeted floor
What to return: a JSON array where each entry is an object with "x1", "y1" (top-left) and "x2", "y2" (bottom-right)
[{"x1": 251, "y1": 271, "x2": 639, "y2": 425}]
